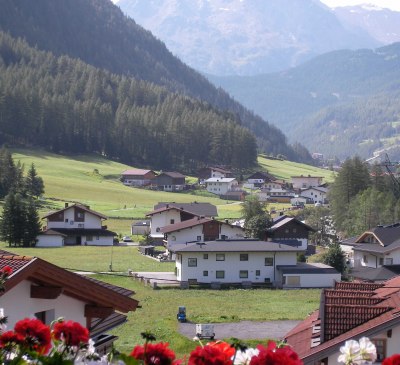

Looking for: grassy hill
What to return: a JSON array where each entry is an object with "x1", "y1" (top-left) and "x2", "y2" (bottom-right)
[{"x1": 8, "y1": 149, "x2": 333, "y2": 235}]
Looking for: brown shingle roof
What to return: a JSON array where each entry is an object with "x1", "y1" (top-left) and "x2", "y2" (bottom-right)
[{"x1": 43, "y1": 203, "x2": 108, "y2": 220}]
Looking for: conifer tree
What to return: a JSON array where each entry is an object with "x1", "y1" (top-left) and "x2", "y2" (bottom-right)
[
  {"x1": 25, "y1": 163, "x2": 45, "y2": 198},
  {"x1": 0, "y1": 192, "x2": 25, "y2": 246},
  {"x1": 23, "y1": 198, "x2": 41, "y2": 247}
]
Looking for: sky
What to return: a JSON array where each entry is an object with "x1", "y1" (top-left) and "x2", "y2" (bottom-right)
[{"x1": 320, "y1": 0, "x2": 400, "y2": 11}]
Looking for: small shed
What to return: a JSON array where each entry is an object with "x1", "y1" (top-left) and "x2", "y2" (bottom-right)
[{"x1": 131, "y1": 220, "x2": 150, "y2": 235}]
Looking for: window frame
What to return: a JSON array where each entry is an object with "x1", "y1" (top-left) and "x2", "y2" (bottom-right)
[
  {"x1": 239, "y1": 270, "x2": 248, "y2": 279},
  {"x1": 216, "y1": 270, "x2": 225, "y2": 279},
  {"x1": 240, "y1": 253, "x2": 249, "y2": 261},
  {"x1": 188, "y1": 258, "x2": 197, "y2": 267},
  {"x1": 216, "y1": 254, "x2": 225, "y2": 261},
  {"x1": 265, "y1": 257, "x2": 274, "y2": 266}
]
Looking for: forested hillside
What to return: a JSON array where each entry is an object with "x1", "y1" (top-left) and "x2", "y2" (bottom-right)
[
  {"x1": 0, "y1": 33, "x2": 257, "y2": 171},
  {"x1": 0, "y1": 0, "x2": 301, "y2": 162},
  {"x1": 210, "y1": 43, "x2": 400, "y2": 160}
]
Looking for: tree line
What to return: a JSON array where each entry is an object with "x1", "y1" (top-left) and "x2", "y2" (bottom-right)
[
  {"x1": 0, "y1": 32, "x2": 258, "y2": 172},
  {"x1": 0, "y1": 147, "x2": 44, "y2": 247}
]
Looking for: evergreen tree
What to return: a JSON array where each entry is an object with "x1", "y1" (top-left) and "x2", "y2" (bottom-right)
[
  {"x1": 23, "y1": 198, "x2": 41, "y2": 247},
  {"x1": 322, "y1": 243, "x2": 346, "y2": 275},
  {"x1": 0, "y1": 192, "x2": 26, "y2": 246},
  {"x1": 25, "y1": 163, "x2": 45, "y2": 198},
  {"x1": 242, "y1": 196, "x2": 271, "y2": 239}
]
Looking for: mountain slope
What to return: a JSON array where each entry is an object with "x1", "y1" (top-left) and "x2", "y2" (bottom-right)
[
  {"x1": 0, "y1": 0, "x2": 299, "y2": 161},
  {"x1": 209, "y1": 42, "x2": 400, "y2": 160},
  {"x1": 117, "y1": 0, "x2": 380, "y2": 76}
]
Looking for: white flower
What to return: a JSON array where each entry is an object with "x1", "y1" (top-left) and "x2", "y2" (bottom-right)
[
  {"x1": 338, "y1": 340, "x2": 361, "y2": 365},
  {"x1": 234, "y1": 348, "x2": 259, "y2": 365},
  {"x1": 358, "y1": 337, "x2": 377, "y2": 363},
  {"x1": 193, "y1": 336, "x2": 200, "y2": 341}
]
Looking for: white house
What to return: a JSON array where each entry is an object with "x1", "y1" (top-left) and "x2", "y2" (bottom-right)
[
  {"x1": 300, "y1": 186, "x2": 328, "y2": 204},
  {"x1": 291, "y1": 175, "x2": 323, "y2": 190},
  {"x1": 37, "y1": 203, "x2": 116, "y2": 247},
  {"x1": 263, "y1": 179, "x2": 286, "y2": 190},
  {"x1": 160, "y1": 217, "x2": 245, "y2": 248},
  {"x1": 172, "y1": 240, "x2": 340, "y2": 288},
  {"x1": 0, "y1": 250, "x2": 138, "y2": 354},
  {"x1": 340, "y1": 224, "x2": 400, "y2": 270},
  {"x1": 205, "y1": 177, "x2": 239, "y2": 195},
  {"x1": 285, "y1": 279, "x2": 400, "y2": 364}
]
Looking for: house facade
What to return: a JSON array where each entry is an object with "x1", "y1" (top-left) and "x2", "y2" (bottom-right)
[
  {"x1": 154, "y1": 172, "x2": 186, "y2": 191},
  {"x1": 300, "y1": 186, "x2": 328, "y2": 204},
  {"x1": 121, "y1": 169, "x2": 157, "y2": 186},
  {"x1": 285, "y1": 279, "x2": 400, "y2": 364},
  {"x1": 37, "y1": 203, "x2": 116, "y2": 247},
  {"x1": 173, "y1": 240, "x2": 339, "y2": 287},
  {"x1": 291, "y1": 175, "x2": 323, "y2": 190},
  {"x1": 205, "y1": 177, "x2": 238, "y2": 195},
  {"x1": 198, "y1": 167, "x2": 233, "y2": 183},
  {"x1": 160, "y1": 217, "x2": 245, "y2": 248},
  {"x1": 1, "y1": 250, "x2": 138, "y2": 354}
]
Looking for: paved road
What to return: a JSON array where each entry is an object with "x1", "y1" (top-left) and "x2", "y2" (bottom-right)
[{"x1": 179, "y1": 320, "x2": 301, "y2": 340}]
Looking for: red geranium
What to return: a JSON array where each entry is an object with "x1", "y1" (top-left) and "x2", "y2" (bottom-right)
[
  {"x1": 53, "y1": 320, "x2": 89, "y2": 347},
  {"x1": 0, "y1": 330, "x2": 24, "y2": 348},
  {"x1": 249, "y1": 341, "x2": 303, "y2": 365},
  {"x1": 188, "y1": 341, "x2": 235, "y2": 365},
  {"x1": 14, "y1": 318, "x2": 52, "y2": 354},
  {"x1": 130, "y1": 342, "x2": 178, "y2": 365},
  {"x1": 0, "y1": 266, "x2": 13, "y2": 276},
  {"x1": 383, "y1": 355, "x2": 400, "y2": 365}
]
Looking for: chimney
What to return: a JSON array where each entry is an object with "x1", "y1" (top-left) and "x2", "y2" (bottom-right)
[{"x1": 65, "y1": 203, "x2": 69, "y2": 208}]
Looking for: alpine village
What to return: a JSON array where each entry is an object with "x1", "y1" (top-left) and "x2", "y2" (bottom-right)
[{"x1": 1, "y1": 1, "x2": 400, "y2": 364}]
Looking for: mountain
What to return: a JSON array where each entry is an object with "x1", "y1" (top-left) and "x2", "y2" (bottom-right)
[
  {"x1": 209, "y1": 42, "x2": 400, "y2": 160},
  {"x1": 0, "y1": 0, "x2": 302, "y2": 162},
  {"x1": 333, "y1": 5, "x2": 400, "y2": 45},
  {"x1": 116, "y1": 0, "x2": 380, "y2": 76}
]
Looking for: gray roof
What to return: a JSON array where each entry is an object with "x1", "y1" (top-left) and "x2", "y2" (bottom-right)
[
  {"x1": 277, "y1": 262, "x2": 339, "y2": 274},
  {"x1": 154, "y1": 202, "x2": 218, "y2": 217},
  {"x1": 269, "y1": 217, "x2": 315, "y2": 232},
  {"x1": 350, "y1": 265, "x2": 400, "y2": 282},
  {"x1": 172, "y1": 240, "x2": 304, "y2": 253},
  {"x1": 352, "y1": 241, "x2": 400, "y2": 254}
]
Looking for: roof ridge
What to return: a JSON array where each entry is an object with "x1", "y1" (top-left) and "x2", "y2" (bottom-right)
[{"x1": 0, "y1": 254, "x2": 33, "y2": 261}]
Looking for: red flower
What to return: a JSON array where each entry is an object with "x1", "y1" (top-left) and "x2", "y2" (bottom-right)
[
  {"x1": 249, "y1": 341, "x2": 303, "y2": 365},
  {"x1": 383, "y1": 355, "x2": 400, "y2": 365},
  {"x1": 14, "y1": 318, "x2": 52, "y2": 354},
  {"x1": 130, "y1": 342, "x2": 177, "y2": 365},
  {"x1": 188, "y1": 341, "x2": 235, "y2": 365},
  {"x1": 0, "y1": 266, "x2": 13, "y2": 276},
  {"x1": 0, "y1": 330, "x2": 24, "y2": 347},
  {"x1": 53, "y1": 320, "x2": 89, "y2": 347}
]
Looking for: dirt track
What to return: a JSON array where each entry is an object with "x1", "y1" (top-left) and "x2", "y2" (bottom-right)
[{"x1": 179, "y1": 320, "x2": 301, "y2": 340}]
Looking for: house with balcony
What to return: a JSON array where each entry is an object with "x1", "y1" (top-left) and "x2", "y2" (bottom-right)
[
  {"x1": 160, "y1": 217, "x2": 245, "y2": 249},
  {"x1": 198, "y1": 166, "x2": 233, "y2": 184},
  {"x1": 154, "y1": 172, "x2": 186, "y2": 191},
  {"x1": 340, "y1": 223, "x2": 400, "y2": 281},
  {"x1": 205, "y1": 177, "x2": 239, "y2": 196},
  {"x1": 300, "y1": 186, "x2": 328, "y2": 205},
  {"x1": 172, "y1": 239, "x2": 340, "y2": 288},
  {"x1": 37, "y1": 203, "x2": 116, "y2": 247},
  {"x1": 121, "y1": 169, "x2": 157, "y2": 186},
  {"x1": 291, "y1": 175, "x2": 324, "y2": 190},
  {"x1": 0, "y1": 250, "x2": 138, "y2": 354},
  {"x1": 285, "y1": 279, "x2": 400, "y2": 364}
]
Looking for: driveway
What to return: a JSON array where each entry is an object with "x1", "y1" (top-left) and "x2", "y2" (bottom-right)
[{"x1": 179, "y1": 320, "x2": 301, "y2": 340}]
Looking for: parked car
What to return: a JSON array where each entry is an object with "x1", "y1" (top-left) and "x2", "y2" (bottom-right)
[{"x1": 122, "y1": 236, "x2": 133, "y2": 242}]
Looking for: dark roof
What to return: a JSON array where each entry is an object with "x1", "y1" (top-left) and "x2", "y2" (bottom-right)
[
  {"x1": 131, "y1": 220, "x2": 150, "y2": 227},
  {"x1": 352, "y1": 241, "x2": 400, "y2": 254},
  {"x1": 285, "y1": 278, "x2": 400, "y2": 363},
  {"x1": 43, "y1": 204, "x2": 108, "y2": 220},
  {"x1": 269, "y1": 217, "x2": 315, "y2": 232},
  {"x1": 0, "y1": 251, "x2": 138, "y2": 316},
  {"x1": 356, "y1": 224, "x2": 400, "y2": 246},
  {"x1": 350, "y1": 265, "x2": 400, "y2": 282},
  {"x1": 278, "y1": 263, "x2": 339, "y2": 274},
  {"x1": 44, "y1": 228, "x2": 116, "y2": 237},
  {"x1": 38, "y1": 229, "x2": 67, "y2": 237},
  {"x1": 161, "y1": 217, "x2": 243, "y2": 234},
  {"x1": 153, "y1": 202, "x2": 217, "y2": 217},
  {"x1": 172, "y1": 240, "x2": 303, "y2": 253},
  {"x1": 247, "y1": 171, "x2": 275, "y2": 180},
  {"x1": 158, "y1": 171, "x2": 185, "y2": 178}
]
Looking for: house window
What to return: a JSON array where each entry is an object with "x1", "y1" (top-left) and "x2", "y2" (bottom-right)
[
  {"x1": 65, "y1": 219, "x2": 68, "y2": 223},
  {"x1": 203, "y1": 254, "x2": 208, "y2": 259},
  {"x1": 170, "y1": 219, "x2": 175, "y2": 224},
  {"x1": 240, "y1": 254, "x2": 248, "y2": 261},
  {"x1": 86, "y1": 236, "x2": 93, "y2": 241},
  {"x1": 265, "y1": 257, "x2": 274, "y2": 266},
  {"x1": 197, "y1": 236, "x2": 202, "y2": 241},
  {"x1": 203, "y1": 271, "x2": 208, "y2": 277},
  {"x1": 239, "y1": 270, "x2": 248, "y2": 278},
  {"x1": 216, "y1": 271, "x2": 225, "y2": 279},
  {"x1": 34, "y1": 309, "x2": 55, "y2": 325},
  {"x1": 293, "y1": 228, "x2": 297, "y2": 233},
  {"x1": 78, "y1": 223, "x2": 84, "y2": 228},
  {"x1": 285, "y1": 228, "x2": 289, "y2": 234},
  {"x1": 216, "y1": 254, "x2": 225, "y2": 261},
  {"x1": 379, "y1": 258, "x2": 384, "y2": 266},
  {"x1": 385, "y1": 258, "x2": 393, "y2": 265},
  {"x1": 256, "y1": 270, "x2": 260, "y2": 276},
  {"x1": 188, "y1": 258, "x2": 197, "y2": 267},
  {"x1": 285, "y1": 276, "x2": 300, "y2": 286},
  {"x1": 371, "y1": 339, "x2": 386, "y2": 362}
]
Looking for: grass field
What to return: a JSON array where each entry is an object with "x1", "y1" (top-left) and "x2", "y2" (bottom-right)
[{"x1": 0, "y1": 242, "x2": 320, "y2": 356}]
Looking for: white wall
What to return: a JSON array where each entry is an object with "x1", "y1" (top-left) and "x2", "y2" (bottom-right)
[
  {"x1": 353, "y1": 248, "x2": 400, "y2": 268},
  {"x1": 300, "y1": 189, "x2": 326, "y2": 204},
  {"x1": 1, "y1": 280, "x2": 86, "y2": 328},
  {"x1": 83, "y1": 235, "x2": 113, "y2": 246},
  {"x1": 292, "y1": 177, "x2": 322, "y2": 189},
  {"x1": 206, "y1": 180, "x2": 238, "y2": 195},
  {"x1": 47, "y1": 207, "x2": 102, "y2": 229},
  {"x1": 150, "y1": 210, "x2": 183, "y2": 237},
  {"x1": 177, "y1": 250, "x2": 297, "y2": 284},
  {"x1": 282, "y1": 272, "x2": 340, "y2": 288},
  {"x1": 36, "y1": 234, "x2": 64, "y2": 247}
]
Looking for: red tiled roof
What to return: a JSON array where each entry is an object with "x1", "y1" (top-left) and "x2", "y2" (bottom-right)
[
  {"x1": 0, "y1": 251, "x2": 34, "y2": 275},
  {"x1": 285, "y1": 279, "x2": 400, "y2": 362}
]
